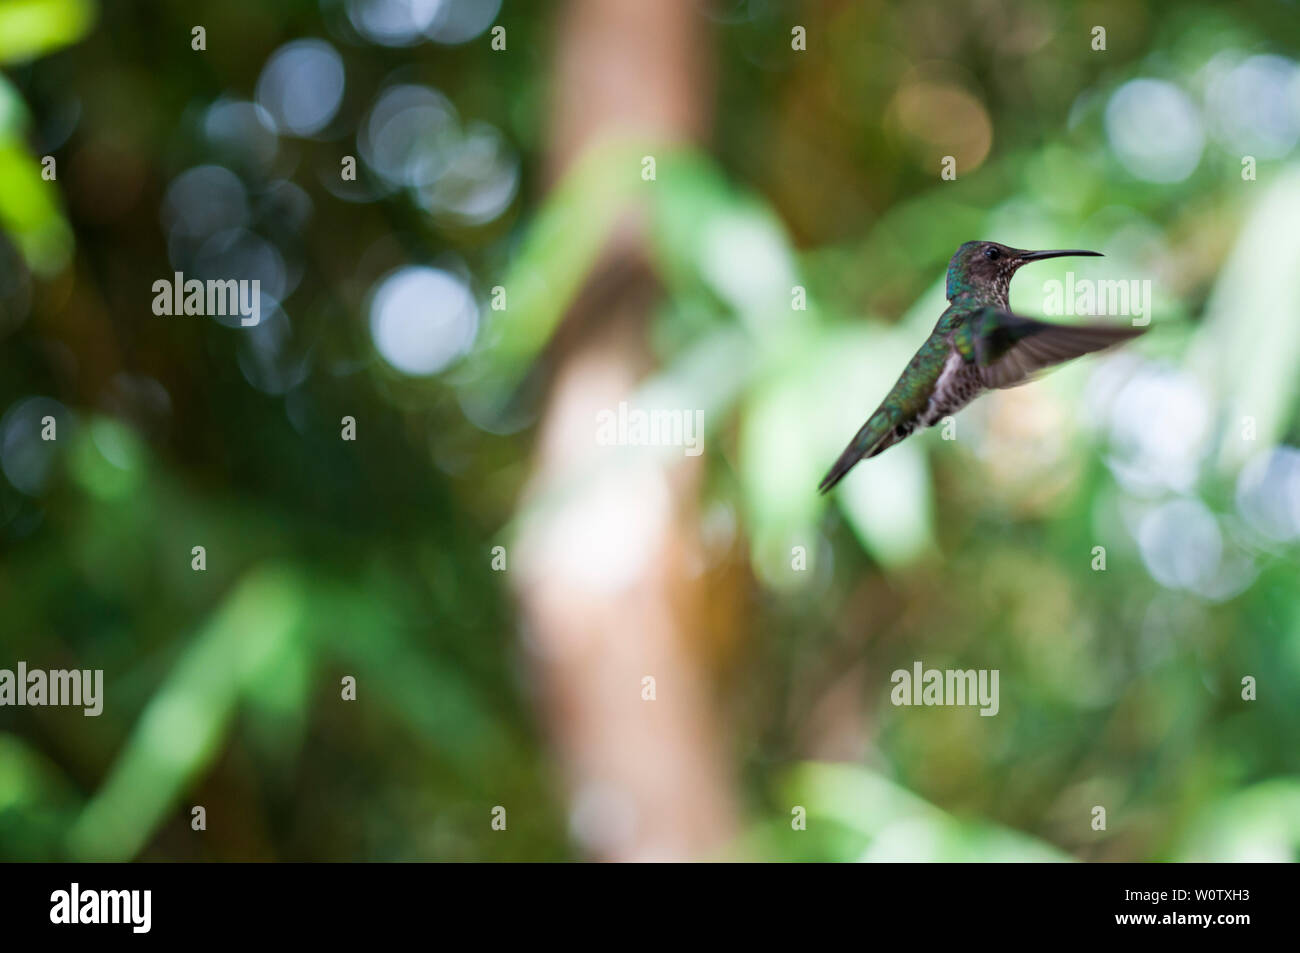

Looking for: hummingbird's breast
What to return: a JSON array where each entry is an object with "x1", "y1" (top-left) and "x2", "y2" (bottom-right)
[{"x1": 918, "y1": 348, "x2": 984, "y2": 427}]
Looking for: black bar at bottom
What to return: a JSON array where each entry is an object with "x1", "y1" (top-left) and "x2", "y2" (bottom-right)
[{"x1": 0, "y1": 861, "x2": 1287, "y2": 940}]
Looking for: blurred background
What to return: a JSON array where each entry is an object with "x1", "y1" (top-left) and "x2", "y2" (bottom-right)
[{"x1": 1, "y1": 0, "x2": 1298, "y2": 862}]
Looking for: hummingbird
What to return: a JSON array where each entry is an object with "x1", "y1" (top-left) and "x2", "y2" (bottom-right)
[{"x1": 819, "y1": 240, "x2": 1145, "y2": 493}]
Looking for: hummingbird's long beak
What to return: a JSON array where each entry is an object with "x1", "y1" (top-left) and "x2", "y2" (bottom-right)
[{"x1": 1017, "y1": 248, "x2": 1103, "y2": 262}]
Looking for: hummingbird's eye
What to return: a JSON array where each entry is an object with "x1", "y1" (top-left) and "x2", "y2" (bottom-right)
[{"x1": 983, "y1": 246, "x2": 1001, "y2": 261}]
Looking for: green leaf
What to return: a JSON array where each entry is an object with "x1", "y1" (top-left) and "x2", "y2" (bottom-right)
[
  {"x1": 1188, "y1": 168, "x2": 1300, "y2": 472},
  {"x1": 1175, "y1": 780, "x2": 1300, "y2": 862},
  {"x1": 462, "y1": 137, "x2": 649, "y2": 403},
  {"x1": 738, "y1": 347, "x2": 826, "y2": 585},
  {"x1": 838, "y1": 438, "x2": 934, "y2": 568},
  {"x1": 780, "y1": 762, "x2": 1072, "y2": 862},
  {"x1": 0, "y1": 73, "x2": 31, "y2": 136},
  {"x1": 0, "y1": 137, "x2": 73, "y2": 275},
  {"x1": 0, "y1": 0, "x2": 96, "y2": 64},
  {"x1": 0, "y1": 731, "x2": 75, "y2": 813},
  {"x1": 649, "y1": 149, "x2": 810, "y2": 346},
  {"x1": 67, "y1": 567, "x2": 308, "y2": 861}
]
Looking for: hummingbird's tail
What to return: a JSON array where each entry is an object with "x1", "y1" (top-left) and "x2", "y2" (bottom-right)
[{"x1": 818, "y1": 409, "x2": 899, "y2": 494}]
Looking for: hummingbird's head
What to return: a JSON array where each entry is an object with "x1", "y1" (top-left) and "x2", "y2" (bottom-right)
[{"x1": 946, "y1": 240, "x2": 1102, "y2": 303}]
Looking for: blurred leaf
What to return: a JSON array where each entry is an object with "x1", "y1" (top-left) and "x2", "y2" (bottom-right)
[
  {"x1": 463, "y1": 137, "x2": 651, "y2": 403},
  {"x1": 0, "y1": 733, "x2": 79, "y2": 860},
  {"x1": 67, "y1": 567, "x2": 308, "y2": 860},
  {"x1": 739, "y1": 347, "x2": 827, "y2": 583},
  {"x1": 0, "y1": 73, "x2": 30, "y2": 135},
  {"x1": 780, "y1": 762, "x2": 1072, "y2": 862},
  {"x1": 70, "y1": 416, "x2": 146, "y2": 501},
  {"x1": 650, "y1": 148, "x2": 813, "y2": 351},
  {"x1": 0, "y1": 0, "x2": 95, "y2": 63},
  {"x1": 646, "y1": 148, "x2": 736, "y2": 294},
  {"x1": 838, "y1": 439, "x2": 934, "y2": 568},
  {"x1": 0, "y1": 731, "x2": 75, "y2": 812},
  {"x1": 310, "y1": 582, "x2": 514, "y2": 777},
  {"x1": 1190, "y1": 168, "x2": 1300, "y2": 471},
  {"x1": 1175, "y1": 780, "x2": 1300, "y2": 862},
  {"x1": 0, "y1": 138, "x2": 72, "y2": 274}
]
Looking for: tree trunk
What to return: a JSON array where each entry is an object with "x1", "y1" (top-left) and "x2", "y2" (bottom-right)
[{"x1": 512, "y1": 0, "x2": 738, "y2": 861}]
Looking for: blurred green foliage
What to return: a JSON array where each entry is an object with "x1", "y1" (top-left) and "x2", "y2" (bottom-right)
[{"x1": 1, "y1": 0, "x2": 1298, "y2": 861}]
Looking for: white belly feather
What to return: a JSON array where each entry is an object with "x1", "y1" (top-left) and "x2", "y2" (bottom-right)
[{"x1": 919, "y1": 350, "x2": 982, "y2": 427}]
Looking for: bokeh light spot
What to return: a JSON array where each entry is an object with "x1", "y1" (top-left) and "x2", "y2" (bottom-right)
[
  {"x1": 369, "y1": 266, "x2": 477, "y2": 376},
  {"x1": 255, "y1": 39, "x2": 345, "y2": 137}
]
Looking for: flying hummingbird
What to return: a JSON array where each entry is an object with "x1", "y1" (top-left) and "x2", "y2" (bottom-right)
[{"x1": 819, "y1": 240, "x2": 1144, "y2": 493}]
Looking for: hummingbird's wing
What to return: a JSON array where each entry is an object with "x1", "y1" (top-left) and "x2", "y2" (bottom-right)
[{"x1": 962, "y1": 308, "x2": 1145, "y2": 389}]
